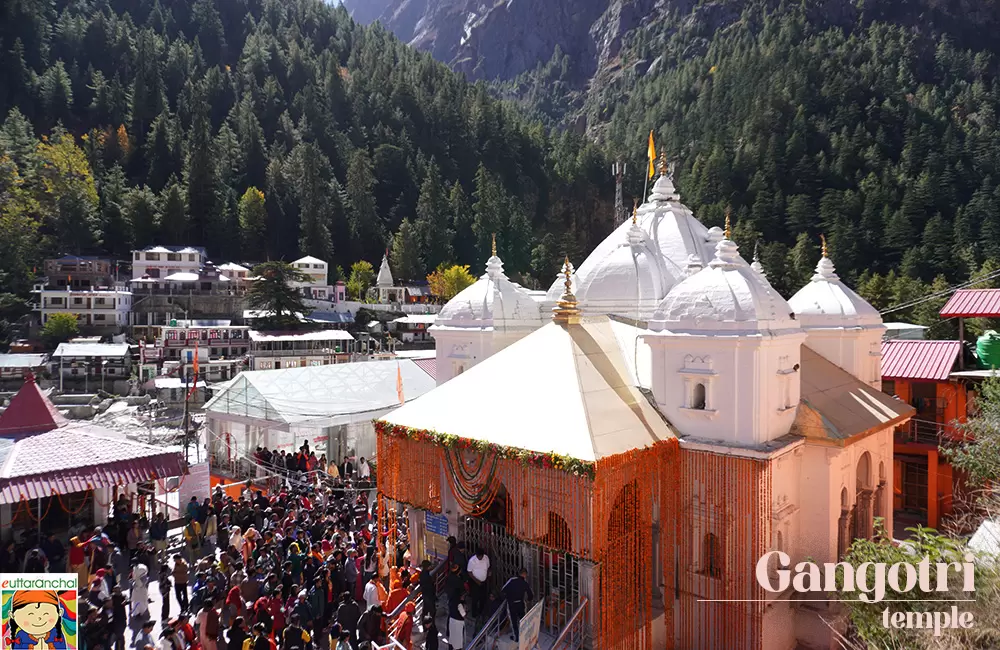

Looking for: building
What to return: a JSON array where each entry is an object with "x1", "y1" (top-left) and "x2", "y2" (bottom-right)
[
  {"x1": 204, "y1": 359, "x2": 437, "y2": 478},
  {"x1": 131, "y1": 245, "x2": 207, "y2": 279},
  {"x1": 0, "y1": 354, "x2": 48, "y2": 383},
  {"x1": 43, "y1": 256, "x2": 118, "y2": 289},
  {"x1": 881, "y1": 339, "x2": 967, "y2": 531},
  {"x1": 883, "y1": 322, "x2": 928, "y2": 340},
  {"x1": 32, "y1": 256, "x2": 131, "y2": 334},
  {"x1": 374, "y1": 164, "x2": 913, "y2": 650},
  {"x1": 50, "y1": 342, "x2": 132, "y2": 391},
  {"x1": 375, "y1": 254, "x2": 406, "y2": 304},
  {"x1": 248, "y1": 330, "x2": 356, "y2": 370},
  {"x1": 130, "y1": 262, "x2": 248, "y2": 340},
  {"x1": 0, "y1": 375, "x2": 185, "y2": 538},
  {"x1": 159, "y1": 321, "x2": 250, "y2": 361},
  {"x1": 389, "y1": 314, "x2": 436, "y2": 344},
  {"x1": 218, "y1": 263, "x2": 252, "y2": 289},
  {"x1": 152, "y1": 376, "x2": 206, "y2": 410}
]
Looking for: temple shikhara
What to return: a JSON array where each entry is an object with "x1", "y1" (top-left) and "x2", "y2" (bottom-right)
[{"x1": 374, "y1": 158, "x2": 914, "y2": 650}]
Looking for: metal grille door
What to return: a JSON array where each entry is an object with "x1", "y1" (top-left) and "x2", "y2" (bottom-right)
[{"x1": 461, "y1": 515, "x2": 583, "y2": 638}]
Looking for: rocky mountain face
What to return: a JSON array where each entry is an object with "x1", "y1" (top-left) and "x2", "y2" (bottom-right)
[{"x1": 342, "y1": 0, "x2": 666, "y2": 84}]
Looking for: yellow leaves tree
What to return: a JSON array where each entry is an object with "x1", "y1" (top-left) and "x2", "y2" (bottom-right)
[
  {"x1": 35, "y1": 130, "x2": 100, "y2": 254},
  {"x1": 0, "y1": 155, "x2": 40, "y2": 293},
  {"x1": 427, "y1": 263, "x2": 476, "y2": 301}
]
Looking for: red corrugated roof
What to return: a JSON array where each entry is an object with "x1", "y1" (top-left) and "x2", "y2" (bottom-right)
[
  {"x1": 940, "y1": 289, "x2": 1000, "y2": 317},
  {"x1": 881, "y1": 340, "x2": 962, "y2": 381},
  {"x1": 0, "y1": 375, "x2": 66, "y2": 434},
  {"x1": 0, "y1": 455, "x2": 186, "y2": 504},
  {"x1": 413, "y1": 357, "x2": 436, "y2": 381}
]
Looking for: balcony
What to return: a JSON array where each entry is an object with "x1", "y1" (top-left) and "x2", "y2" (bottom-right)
[
  {"x1": 251, "y1": 347, "x2": 348, "y2": 357},
  {"x1": 894, "y1": 419, "x2": 966, "y2": 446}
]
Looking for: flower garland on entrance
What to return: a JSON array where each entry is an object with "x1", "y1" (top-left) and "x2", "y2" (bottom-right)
[
  {"x1": 442, "y1": 446, "x2": 503, "y2": 516},
  {"x1": 373, "y1": 421, "x2": 596, "y2": 480}
]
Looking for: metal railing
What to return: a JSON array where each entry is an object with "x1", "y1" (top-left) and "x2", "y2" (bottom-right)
[
  {"x1": 467, "y1": 600, "x2": 510, "y2": 650},
  {"x1": 551, "y1": 597, "x2": 589, "y2": 650},
  {"x1": 894, "y1": 419, "x2": 964, "y2": 446}
]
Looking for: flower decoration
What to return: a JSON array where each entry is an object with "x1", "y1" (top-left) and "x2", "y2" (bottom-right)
[{"x1": 373, "y1": 419, "x2": 596, "y2": 480}]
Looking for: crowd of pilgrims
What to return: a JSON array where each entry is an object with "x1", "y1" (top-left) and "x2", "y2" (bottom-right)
[{"x1": 61, "y1": 443, "x2": 494, "y2": 650}]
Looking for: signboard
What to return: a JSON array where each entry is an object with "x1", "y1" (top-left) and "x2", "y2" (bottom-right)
[
  {"x1": 518, "y1": 600, "x2": 544, "y2": 650},
  {"x1": 425, "y1": 512, "x2": 449, "y2": 536},
  {"x1": 424, "y1": 512, "x2": 450, "y2": 559},
  {"x1": 177, "y1": 461, "x2": 211, "y2": 514}
]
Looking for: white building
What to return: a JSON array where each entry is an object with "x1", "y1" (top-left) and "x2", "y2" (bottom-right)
[
  {"x1": 204, "y1": 358, "x2": 437, "y2": 476},
  {"x1": 249, "y1": 330, "x2": 356, "y2": 370},
  {"x1": 381, "y1": 163, "x2": 913, "y2": 650},
  {"x1": 33, "y1": 283, "x2": 132, "y2": 332},
  {"x1": 131, "y1": 245, "x2": 207, "y2": 279},
  {"x1": 50, "y1": 342, "x2": 132, "y2": 383}
]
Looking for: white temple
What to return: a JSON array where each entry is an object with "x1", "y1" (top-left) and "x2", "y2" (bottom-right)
[{"x1": 401, "y1": 157, "x2": 912, "y2": 650}]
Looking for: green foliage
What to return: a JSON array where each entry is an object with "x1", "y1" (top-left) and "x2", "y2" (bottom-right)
[
  {"x1": 839, "y1": 524, "x2": 985, "y2": 649},
  {"x1": 347, "y1": 260, "x2": 376, "y2": 301},
  {"x1": 247, "y1": 261, "x2": 309, "y2": 329},
  {"x1": 35, "y1": 130, "x2": 100, "y2": 254},
  {"x1": 41, "y1": 312, "x2": 79, "y2": 347},
  {"x1": 390, "y1": 218, "x2": 424, "y2": 283},
  {"x1": 944, "y1": 376, "x2": 1000, "y2": 487}
]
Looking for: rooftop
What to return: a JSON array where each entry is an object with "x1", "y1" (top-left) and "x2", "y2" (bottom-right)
[
  {"x1": 940, "y1": 289, "x2": 1000, "y2": 318},
  {"x1": 0, "y1": 377, "x2": 185, "y2": 504},
  {"x1": 249, "y1": 330, "x2": 354, "y2": 343},
  {"x1": 0, "y1": 354, "x2": 48, "y2": 369},
  {"x1": 205, "y1": 359, "x2": 437, "y2": 425},
  {"x1": 881, "y1": 340, "x2": 962, "y2": 382},
  {"x1": 52, "y1": 342, "x2": 131, "y2": 358},
  {"x1": 379, "y1": 317, "x2": 677, "y2": 462},
  {"x1": 135, "y1": 245, "x2": 207, "y2": 256}
]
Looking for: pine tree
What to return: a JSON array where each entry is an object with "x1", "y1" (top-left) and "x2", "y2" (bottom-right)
[
  {"x1": 185, "y1": 109, "x2": 220, "y2": 247},
  {"x1": 391, "y1": 218, "x2": 425, "y2": 283},
  {"x1": 158, "y1": 180, "x2": 188, "y2": 245},
  {"x1": 99, "y1": 166, "x2": 131, "y2": 259},
  {"x1": 345, "y1": 149, "x2": 382, "y2": 261},
  {"x1": 289, "y1": 142, "x2": 334, "y2": 262},
  {"x1": 415, "y1": 162, "x2": 453, "y2": 269},
  {"x1": 38, "y1": 61, "x2": 74, "y2": 128},
  {"x1": 126, "y1": 186, "x2": 160, "y2": 248}
]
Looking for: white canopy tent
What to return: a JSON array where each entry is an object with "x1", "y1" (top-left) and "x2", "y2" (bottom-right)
[{"x1": 204, "y1": 359, "x2": 436, "y2": 471}]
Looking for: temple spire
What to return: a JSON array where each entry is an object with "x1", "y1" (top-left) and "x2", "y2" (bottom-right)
[
  {"x1": 552, "y1": 257, "x2": 580, "y2": 325},
  {"x1": 491, "y1": 233, "x2": 497, "y2": 257},
  {"x1": 812, "y1": 234, "x2": 839, "y2": 281},
  {"x1": 724, "y1": 207, "x2": 732, "y2": 240},
  {"x1": 751, "y1": 241, "x2": 766, "y2": 277},
  {"x1": 658, "y1": 151, "x2": 668, "y2": 177},
  {"x1": 820, "y1": 233, "x2": 828, "y2": 258}
]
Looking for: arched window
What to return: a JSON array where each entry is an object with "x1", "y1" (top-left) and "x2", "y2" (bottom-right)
[
  {"x1": 857, "y1": 452, "x2": 872, "y2": 492},
  {"x1": 692, "y1": 383, "x2": 707, "y2": 410},
  {"x1": 703, "y1": 533, "x2": 723, "y2": 578}
]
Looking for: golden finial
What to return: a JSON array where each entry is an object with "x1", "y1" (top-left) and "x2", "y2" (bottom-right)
[
  {"x1": 553, "y1": 257, "x2": 580, "y2": 325},
  {"x1": 491, "y1": 233, "x2": 497, "y2": 258},
  {"x1": 632, "y1": 198, "x2": 638, "y2": 225},
  {"x1": 820, "y1": 234, "x2": 828, "y2": 258},
  {"x1": 658, "y1": 151, "x2": 668, "y2": 177},
  {"x1": 724, "y1": 207, "x2": 732, "y2": 240}
]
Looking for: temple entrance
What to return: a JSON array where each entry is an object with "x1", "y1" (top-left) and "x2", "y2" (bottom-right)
[{"x1": 460, "y1": 514, "x2": 583, "y2": 637}]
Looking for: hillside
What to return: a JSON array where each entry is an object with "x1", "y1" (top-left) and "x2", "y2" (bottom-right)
[{"x1": 0, "y1": 0, "x2": 615, "y2": 311}]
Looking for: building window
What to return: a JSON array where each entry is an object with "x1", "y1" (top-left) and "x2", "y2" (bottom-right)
[
  {"x1": 147, "y1": 268, "x2": 160, "y2": 278},
  {"x1": 73, "y1": 297, "x2": 83, "y2": 305},
  {"x1": 882, "y1": 380, "x2": 896, "y2": 397},
  {"x1": 188, "y1": 254, "x2": 195, "y2": 261},
  {"x1": 146, "y1": 253, "x2": 160, "y2": 261},
  {"x1": 94, "y1": 314, "x2": 105, "y2": 321},
  {"x1": 702, "y1": 533, "x2": 723, "y2": 578},
  {"x1": 692, "y1": 383, "x2": 706, "y2": 410}
]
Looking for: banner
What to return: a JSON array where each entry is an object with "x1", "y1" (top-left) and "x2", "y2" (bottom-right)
[
  {"x1": 519, "y1": 599, "x2": 544, "y2": 650},
  {"x1": 0, "y1": 573, "x2": 78, "y2": 650},
  {"x1": 178, "y1": 461, "x2": 211, "y2": 514}
]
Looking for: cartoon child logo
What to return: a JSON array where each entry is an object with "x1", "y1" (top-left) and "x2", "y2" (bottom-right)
[{"x1": 1, "y1": 586, "x2": 77, "y2": 650}]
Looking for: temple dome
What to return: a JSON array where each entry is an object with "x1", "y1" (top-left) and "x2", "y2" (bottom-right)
[
  {"x1": 649, "y1": 238, "x2": 800, "y2": 334},
  {"x1": 435, "y1": 253, "x2": 541, "y2": 327},
  {"x1": 573, "y1": 221, "x2": 679, "y2": 320},
  {"x1": 788, "y1": 253, "x2": 882, "y2": 328},
  {"x1": 544, "y1": 172, "x2": 717, "y2": 317}
]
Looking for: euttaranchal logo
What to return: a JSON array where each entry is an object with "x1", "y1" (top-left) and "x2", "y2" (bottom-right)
[{"x1": 0, "y1": 574, "x2": 78, "y2": 650}]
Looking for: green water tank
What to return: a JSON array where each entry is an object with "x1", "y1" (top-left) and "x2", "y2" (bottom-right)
[
  {"x1": 169, "y1": 319, "x2": 177, "y2": 326},
  {"x1": 977, "y1": 330, "x2": 1000, "y2": 369}
]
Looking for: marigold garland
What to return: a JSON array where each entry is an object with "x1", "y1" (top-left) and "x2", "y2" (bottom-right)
[{"x1": 373, "y1": 420, "x2": 596, "y2": 480}]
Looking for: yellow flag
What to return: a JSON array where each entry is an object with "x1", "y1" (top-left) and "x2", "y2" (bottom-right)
[{"x1": 647, "y1": 130, "x2": 656, "y2": 179}]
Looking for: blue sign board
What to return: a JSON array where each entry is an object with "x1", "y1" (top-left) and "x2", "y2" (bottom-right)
[{"x1": 425, "y1": 512, "x2": 449, "y2": 537}]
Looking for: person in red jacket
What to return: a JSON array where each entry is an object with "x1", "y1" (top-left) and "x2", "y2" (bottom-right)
[{"x1": 391, "y1": 602, "x2": 416, "y2": 650}]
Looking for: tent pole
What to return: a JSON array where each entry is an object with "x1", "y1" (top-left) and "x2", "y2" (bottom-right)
[{"x1": 37, "y1": 496, "x2": 42, "y2": 540}]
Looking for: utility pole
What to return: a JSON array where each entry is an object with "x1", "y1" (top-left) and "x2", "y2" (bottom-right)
[{"x1": 612, "y1": 158, "x2": 627, "y2": 228}]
